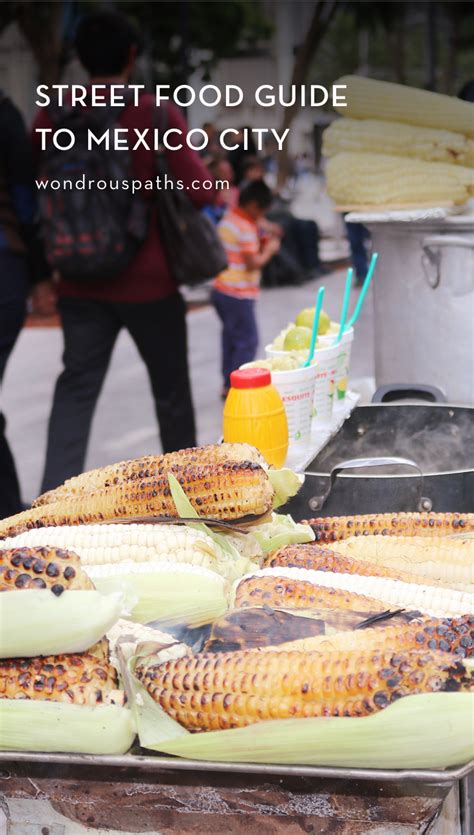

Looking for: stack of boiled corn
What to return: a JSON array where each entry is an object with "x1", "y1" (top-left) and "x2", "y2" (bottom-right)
[
  {"x1": 324, "y1": 75, "x2": 474, "y2": 207},
  {"x1": 0, "y1": 545, "x2": 135, "y2": 754},
  {"x1": 0, "y1": 443, "x2": 276, "y2": 538}
]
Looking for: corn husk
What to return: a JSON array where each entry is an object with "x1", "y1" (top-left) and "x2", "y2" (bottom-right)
[
  {"x1": 249, "y1": 513, "x2": 315, "y2": 553},
  {"x1": 268, "y1": 469, "x2": 304, "y2": 509},
  {"x1": 0, "y1": 589, "x2": 126, "y2": 658},
  {"x1": 0, "y1": 700, "x2": 135, "y2": 754},
  {"x1": 92, "y1": 563, "x2": 228, "y2": 627},
  {"x1": 128, "y1": 658, "x2": 473, "y2": 768}
]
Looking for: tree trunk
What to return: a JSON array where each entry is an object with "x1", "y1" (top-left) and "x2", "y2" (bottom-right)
[
  {"x1": 16, "y1": 1, "x2": 63, "y2": 86},
  {"x1": 277, "y1": 0, "x2": 339, "y2": 187}
]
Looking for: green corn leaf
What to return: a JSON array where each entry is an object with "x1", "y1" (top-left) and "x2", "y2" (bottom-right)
[
  {"x1": 252, "y1": 512, "x2": 315, "y2": 553},
  {"x1": 0, "y1": 700, "x2": 135, "y2": 754},
  {"x1": 268, "y1": 469, "x2": 304, "y2": 509},
  {"x1": 0, "y1": 589, "x2": 126, "y2": 658}
]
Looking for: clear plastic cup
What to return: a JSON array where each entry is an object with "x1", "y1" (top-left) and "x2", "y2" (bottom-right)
[
  {"x1": 266, "y1": 343, "x2": 339, "y2": 426},
  {"x1": 319, "y1": 326, "x2": 354, "y2": 405}
]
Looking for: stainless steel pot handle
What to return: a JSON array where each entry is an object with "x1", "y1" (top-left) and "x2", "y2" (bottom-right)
[
  {"x1": 308, "y1": 456, "x2": 433, "y2": 513},
  {"x1": 421, "y1": 235, "x2": 474, "y2": 289}
]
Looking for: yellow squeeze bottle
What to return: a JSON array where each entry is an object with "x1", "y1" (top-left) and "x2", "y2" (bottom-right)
[{"x1": 223, "y1": 368, "x2": 288, "y2": 467}]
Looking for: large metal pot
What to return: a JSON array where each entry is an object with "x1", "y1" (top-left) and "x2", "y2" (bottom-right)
[
  {"x1": 347, "y1": 211, "x2": 474, "y2": 405},
  {"x1": 285, "y1": 399, "x2": 474, "y2": 519}
]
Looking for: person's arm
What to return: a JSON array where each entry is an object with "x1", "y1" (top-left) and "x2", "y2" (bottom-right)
[
  {"x1": 163, "y1": 103, "x2": 216, "y2": 207},
  {"x1": 242, "y1": 235, "x2": 280, "y2": 270},
  {"x1": 1, "y1": 99, "x2": 49, "y2": 283}
]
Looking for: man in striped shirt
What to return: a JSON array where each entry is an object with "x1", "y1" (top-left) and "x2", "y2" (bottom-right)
[{"x1": 211, "y1": 180, "x2": 280, "y2": 395}]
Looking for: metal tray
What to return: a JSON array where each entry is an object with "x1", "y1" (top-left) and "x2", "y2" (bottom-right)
[{"x1": 1, "y1": 751, "x2": 472, "y2": 785}]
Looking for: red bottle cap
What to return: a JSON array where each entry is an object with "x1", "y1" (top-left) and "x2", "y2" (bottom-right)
[{"x1": 230, "y1": 368, "x2": 271, "y2": 389}]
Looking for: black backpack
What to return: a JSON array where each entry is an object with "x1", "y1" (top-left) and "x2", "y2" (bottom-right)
[{"x1": 37, "y1": 104, "x2": 148, "y2": 281}]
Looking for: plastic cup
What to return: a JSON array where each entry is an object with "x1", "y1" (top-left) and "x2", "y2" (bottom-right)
[
  {"x1": 269, "y1": 364, "x2": 317, "y2": 446},
  {"x1": 319, "y1": 326, "x2": 354, "y2": 405},
  {"x1": 266, "y1": 342, "x2": 339, "y2": 426}
]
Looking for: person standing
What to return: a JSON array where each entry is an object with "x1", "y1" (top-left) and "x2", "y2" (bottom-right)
[
  {"x1": 211, "y1": 180, "x2": 280, "y2": 396},
  {"x1": 32, "y1": 11, "x2": 214, "y2": 493},
  {"x1": 0, "y1": 92, "x2": 50, "y2": 517}
]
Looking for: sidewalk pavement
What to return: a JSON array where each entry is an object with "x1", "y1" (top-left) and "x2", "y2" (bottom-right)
[{"x1": 2, "y1": 268, "x2": 374, "y2": 503}]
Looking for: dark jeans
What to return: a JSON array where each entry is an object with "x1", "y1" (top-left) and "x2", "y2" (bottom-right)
[
  {"x1": 211, "y1": 288, "x2": 258, "y2": 388},
  {"x1": 0, "y1": 251, "x2": 29, "y2": 517},
  {"x1": 345, "y1": 220, "x2": 370, "y2": 283},
  {"x1": 41, "y1": 292, "x2": 196, "y2": 493}
]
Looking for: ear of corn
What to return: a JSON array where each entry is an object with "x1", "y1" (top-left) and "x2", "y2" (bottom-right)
[
  {"x1": 326, "y1": 152, "x2": 474, "y2": 207},
  {"x1": 323, "y1": 118, "x2": 474, "y2": 167},
  {"x1": 3, "y1": 524, "x2": 252, "y2": 581},
  {"x1": 132, "y1": 689, "x2": 474, "y2": 769},
  {"x1": 0, "y1": 545, "x2": 93, "y2": 592},
  {"x1": 0, "y1": 447, "x2": 275, "y2": 538},
  {"x1": 262, "y1": 615, "x2": 474, "y2": 657},
  {"x1": 33, "y1": 443, "x2": 268, "y2": 507},
  {"x1": 135, "y1": 647, "x2": 473, "y2": 732},
  {"x1": 89, "y1": 562, "x2": 228, "y2": 627},
  {"x1": 334, "y1": 75, "x2": 474, "y2": 136},
  {"x1": 262, "y1": 543, "x2": 466, "y2": 590},
  {"x1": 234, "y1": 567, "x2": 473, "y2": 618},
  {"x1": 327, "y1": 536, "x2": 474, "y2": 589},
  {"x1": 305, "y1": 512, "x2": 474, "y2": 542},
  {"x1": 234, "y1": 572, "x2": 386, "y2": 613},
  {"x1": 0, "y1": 589, "x2": 125, "y2": 658},
  {"x1": 0, "y1": 700, "x2": 135, "y2": 754},
  {"x1": 0, "y1": 652, "x2": 121, "y2": 705}
]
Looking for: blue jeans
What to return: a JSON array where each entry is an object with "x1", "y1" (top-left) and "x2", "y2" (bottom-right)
[{"x1": 211, "y1": 289, "x2": 259, "y2": 388}]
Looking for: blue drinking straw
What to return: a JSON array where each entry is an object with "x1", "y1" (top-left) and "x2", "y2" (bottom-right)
[
  {"x1": 333, "y1": 268, "x2": 353, "y2": 346},
  {"x1": 302, "y1": 285, "x2": 325, "y2": 368},
  {"x1": 346, "y1": 252, "x2": 378, "y2": 330}
]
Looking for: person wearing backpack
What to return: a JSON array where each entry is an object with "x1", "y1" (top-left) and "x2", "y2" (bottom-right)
[
  {"x1": 32, "y1": 11, "x2": 215, "y2": 493},
  {"x1": 0, "y1": 92, "x2": 50, "y2": 517}
]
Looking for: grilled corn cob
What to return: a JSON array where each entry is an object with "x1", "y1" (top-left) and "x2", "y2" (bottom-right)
[
  {"x1": 0, "y1": 546, "x2": 93, "y2": 593},
  {"x1": 334, "y1": 75, "x2": 474, "y2": 137},
  {"x1": 263, "y1": 544, "x2": 465, "y2": 590},
  {"x1": 234, "y1": 573, "x2": 387, "y2": 613},
  {"x1": 305, "y1": 512, "x2": 474, "y2": 542},
  {"x1": 34, "y1": 443, "x2": 267, "y2": 507},
  {"x1": 329, "y1": 536, "x2": 474, "y2": 588},
  {"x1": 326, "y1": 152, "x2": 474, "y2": 207},
  {"x1": 0, "y1": 652, "x2": 121, "y2": 705},
  {"x1": 136, "y1": 647, "x2": 473, "y2": 731},
  {"x1": 0, "y1": 457, "x2": 274, "y2": 539},
  {"x1": 266, "y1": 615, "x2": 474, "y2": 658},
  {"x1": 3, "y1": 524, "x2": 249, "y2": 581},
  {"x1": 234, "y1": 567, "x2": 473, "y2": 618},
  {"x1": 323, "y1": 118, "x2": 474, "y2": 167}
]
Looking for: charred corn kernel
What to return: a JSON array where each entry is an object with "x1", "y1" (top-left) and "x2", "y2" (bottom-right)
[
  {"x1": 330, "y1": 536, "x2": 474, "y2": 588},
  {"x1": 323, "y1": 118, "x2": 474, "y2": 167},
  {"x1": 326, "y1": 152, "x2": 474, "y2": 207},
  {"x1": 305, "y1": 513, "x2": 474, "y2": 542},
  {"x1": 3, "y1": 524, "x2": 245, "y2": 579},
  {"x1": 0, "y1": 546, "x2": 93, "y2": 593},
  {"x1": 334, "y1": 75, "x2": 474, "y2": 137},
  {"x1": 235, "y1": 567, "x2": 473, "y2": 618},
  {"x1": 262, "y1": 544, "x2": 462, "y2": 590},
  {"x1": 0, "y1": 458, "x2": 274, "y2": 539},
  {"x1": 234, "y1": 574, "x2": 385, "y2": 613},
  {"x1": 136, "y1": 647, "x2": 473, "y2": 731},
  {"x1": 267, "y1": 615, "x2": 474, "y2": 657},
  {"x1": 34, "y1": 443, "x2": 267, "y2": 507},
  {"x1": 0, "y1": 652, "x2": 120, "y2": 705}
]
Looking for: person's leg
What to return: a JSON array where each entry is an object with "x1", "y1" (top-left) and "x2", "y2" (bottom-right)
[
  {"x1": 118, "y1": 292, "x2": 197, "y2": 452},
  {"x1": 229, "y1": 297, "x2": 259, "y2": 371},
  {"x1": 40, "y1": 298, "x2": 120, "y2": 492},
  {"x1": 211, "y1": 288, "x2": 234, "y2": 388},
  {"x1": 0, "y1": 252, "x2": 29, "y2": 516},
  {"x1": 345, "y1": 221, "x2": 369, "y2": 285}
]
